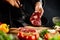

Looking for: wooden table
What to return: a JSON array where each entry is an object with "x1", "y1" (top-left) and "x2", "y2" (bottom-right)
[
  {"x1": 9, "y1": 26, "x2": 51, "y2": 34},
  {"x1": 9, "y1": 26, "x2": 51, "y2": 40}
]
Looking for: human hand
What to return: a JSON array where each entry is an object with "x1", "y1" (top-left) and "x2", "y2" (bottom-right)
[
  {"x1": 5, "y1": 0, "x2": 21, "y2": 8},
  {"x1": 30, "y1": 2, "x2": 44, "y2": 26},
  {"x1": 35, "y1": 2, "x2": 44, "y2": 17}
]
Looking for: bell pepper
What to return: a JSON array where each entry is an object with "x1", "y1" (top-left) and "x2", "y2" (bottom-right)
[{"x1": 0, "y1": 23, "x2": 9, "y2": 33}]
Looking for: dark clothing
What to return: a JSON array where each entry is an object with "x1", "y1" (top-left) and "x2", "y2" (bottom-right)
[
  {"x1": 0, "y1": 0, "x2": 48, "y2": 28},
  {"x1": 0, "y1": 0, "x2": 41, "y2": 27}
]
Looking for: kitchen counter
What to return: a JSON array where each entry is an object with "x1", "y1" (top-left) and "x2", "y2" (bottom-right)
[
  {"x1": 9, "y1": 26, "x2": 52, "y2": 40},
  {"x1": 9, "y1": 26, "x2": 51, "y2": 34}
]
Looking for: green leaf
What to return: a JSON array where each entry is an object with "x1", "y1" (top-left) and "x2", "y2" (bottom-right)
[
  {"x1": 55, "y1": 22, "x2": 60, "y2": 26},
  {"x1": 0, "y1": 35, "x2": 4, "y2": 40},
  {"x1": 7, "y1": 34, "x2": 14, "y2": 40},
  {"x1": 40, "y1": 29, "x2": 49, "y2": 38},
  {"x1": 0, "y1": 30, "x2": 8, "y2": 40}
]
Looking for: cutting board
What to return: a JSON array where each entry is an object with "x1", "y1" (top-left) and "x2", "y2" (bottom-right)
[{"x1": 9, "y1": 26, "x2": 51, "y2": 34}]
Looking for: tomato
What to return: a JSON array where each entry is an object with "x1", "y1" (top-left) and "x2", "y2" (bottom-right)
[
  {"x1": 17, "y1": 28, "x2": 39, "y2": 40},
  {"x1": 28, "y1": 35, "x2": 35, "y2": 40},
  {"x1": 44, "y1": 33, "x2": 52, "y2": 40},
  {"x1": 18, "y1": 27, "x2": 36, "y2": 33}
]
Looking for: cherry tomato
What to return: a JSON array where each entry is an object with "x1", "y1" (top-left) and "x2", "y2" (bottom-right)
[
  {"x1": 44, "y1": 33, "x2": 52, "y2": 40},
  {"x1": 17, "y1": 28, "x2": 39, "y2": 40}
]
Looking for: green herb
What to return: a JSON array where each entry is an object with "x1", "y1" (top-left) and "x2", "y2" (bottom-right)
[
  {"x1": 0, "y1": 30, "x2": 14, "y2": 40},
  {"x1": 39, "y1": 29, "x2": 49, "y2": 38},
  {"x1": 55, "y1": 22, "x2": 60, "y2": 26}
]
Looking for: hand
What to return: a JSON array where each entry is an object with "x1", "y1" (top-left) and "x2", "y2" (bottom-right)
[
  {"x1": 35, "y1": 2, "x2": 44, "y2": 17},
  {"x1": 5, "y1": 0, "x2": 21, "y2": 8}
]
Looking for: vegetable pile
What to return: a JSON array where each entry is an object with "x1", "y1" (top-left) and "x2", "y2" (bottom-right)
[
  {"x1": 0, "y1": 30, "x2": 14, "y2": 40},
  {"x1": 39, "y1": 29, "x2": 60, "y2": 40},
  {"x1": 17, "y1": 27, "x2": 39, "y2": 40}
]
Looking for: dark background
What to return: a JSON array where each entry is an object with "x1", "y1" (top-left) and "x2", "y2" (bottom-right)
[{"x1": 43, "y1": 0, "x2": 60, "y2": 27}]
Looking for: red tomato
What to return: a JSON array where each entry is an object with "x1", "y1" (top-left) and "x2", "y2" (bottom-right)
[
  {"x1": 44, "y1": 33, "x2": 52, "y2": 40},
  {"x1": 17, "y1": 28, "x2": 39, "y2": 40},
  {"x1": 17, "y1": 32, "x2": 24, "y2": 39},
  {"x1": 27, "y1": 35, "x2": 35, "y2": 40}
]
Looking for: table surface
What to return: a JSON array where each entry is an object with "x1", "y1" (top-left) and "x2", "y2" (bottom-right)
[
  {"x1": 9, "y1": 26, "x2": 51, "y2": 34},
  {"x1": 9, "y1": 26, "x2": 52, "y2": 40}
]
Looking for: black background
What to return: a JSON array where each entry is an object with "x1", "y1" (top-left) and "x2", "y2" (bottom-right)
[{"x1": 43, "y1": 0, "x2": 60, "y2": 27}]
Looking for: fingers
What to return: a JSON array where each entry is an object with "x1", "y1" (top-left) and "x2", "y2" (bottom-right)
[
  {"x1": 6, "y1": 0, "x2": 21, "y2": 8},
  {"x1": 35, "y1": 2, "x2": 44, "y2": 17},
  {"x1": 35, "y1": 2, "x2": 42, "y2": 12},
  {"x1": 40, "y1": 8, "x2": 44, "y2": 18},
  {"x1": 14, "y1": 0, "x2": 20, "y2": 8}
]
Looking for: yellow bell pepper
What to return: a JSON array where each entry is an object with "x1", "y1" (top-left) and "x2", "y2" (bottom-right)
[{"x1": 0, "y1": 23, "x2": 9, "y2": 33}]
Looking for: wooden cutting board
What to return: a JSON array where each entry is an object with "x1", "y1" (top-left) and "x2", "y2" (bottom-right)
[{"x1": 9, "y1": 26, "x2": 51, "y2": 34}]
